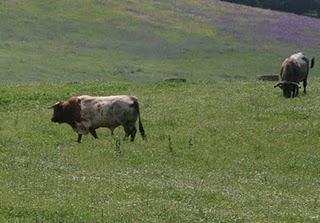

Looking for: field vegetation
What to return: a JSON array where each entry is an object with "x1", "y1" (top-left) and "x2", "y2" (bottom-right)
[
  {"x1": 1, "y1": 0, "x2": 320, "y2": 222},
  {"x1": 1, "y1": 81, "x2": 320, "y2": 222},
  {"x1": 1, "y1": 0, "x2": 319, "y2": 83}
]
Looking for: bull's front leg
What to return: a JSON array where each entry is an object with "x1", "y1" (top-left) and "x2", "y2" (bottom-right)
[
  {"x1": 295, "y1": 85, "x2": 299, "y2": 97},
  {"x1": 89, "y1": 128, "x2": 98, "y2": 139},
  {"x1": 303, "y1": 79, "x2": 307, "y2": 94},
  {"x1": 77, "y1": 134, "x2": 82, "y2": 143}
]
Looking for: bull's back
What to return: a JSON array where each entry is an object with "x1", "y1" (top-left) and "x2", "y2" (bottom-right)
[
  {"x1": 79, "y1": 95, "x2": 138, "y2": 128},
  {"x1": 282, "y1": 54, "x2": 309, "y2": 82}
]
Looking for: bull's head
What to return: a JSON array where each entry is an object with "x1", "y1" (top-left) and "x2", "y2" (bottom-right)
[
  {"x1": 274, "y1": 81, "x2": 300, "y2": 98},
  {"x1": 49, "y1": 97, "x2": 82, "y2": 125},
  {"x1": 50, "y1": 101, "x2": 64, "y2": 123}
]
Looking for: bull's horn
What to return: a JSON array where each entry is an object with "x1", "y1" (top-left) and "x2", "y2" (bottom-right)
[
  {"x1": 274, "y1": 82, "x2": 282, "y2": 88},
  {"x1": 277, "y1": 81, "x2": 301, "y2": 88},
  {"x1": 284, "y1": 81, "x2": 300, "y2": 88},
  {"x1": 291, "y1": 82, "x2": 301, "y2": 88},
  {"x1": 48, "y1": 101, "x2": 60, "y2": 109}
]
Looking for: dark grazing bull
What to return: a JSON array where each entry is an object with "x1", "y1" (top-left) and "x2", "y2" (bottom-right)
[
  {"x1": 274, "y1": 52, "x2": 315, "y2": 98},
  {"x1": 50, "y1": 95, "x2": 146, "y2": 143}
]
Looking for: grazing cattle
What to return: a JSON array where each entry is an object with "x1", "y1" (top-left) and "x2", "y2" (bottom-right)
[
  {"x1": 274, "y1": 52, "x2": 315, "y2": 98},
  {"x1": 50, "y1": 95, "x2": 146, "y2": 143}
]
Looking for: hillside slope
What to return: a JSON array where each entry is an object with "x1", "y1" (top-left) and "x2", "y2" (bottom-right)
[{"x1": 0, "y1": 0, "x2": 319, "y2": 83}]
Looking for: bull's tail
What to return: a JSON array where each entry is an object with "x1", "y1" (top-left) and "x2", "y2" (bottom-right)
[
  {"x1": 132, "y1": 99, "x2": 146, "y2": 140},
  {"x1": 138, "y1": 117, "x2": 146, "y2": 140},
  {"x1": 310, "y1": 57, "x2": 315, "y2": 69}
]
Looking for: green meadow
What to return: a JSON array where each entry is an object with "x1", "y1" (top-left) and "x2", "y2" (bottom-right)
[
  {"x1": 1, "y1": 0, "x2": 320, "y2": 222},
  {"x1": 1, "y1": 81, "x2": 320, "y2": 222}
]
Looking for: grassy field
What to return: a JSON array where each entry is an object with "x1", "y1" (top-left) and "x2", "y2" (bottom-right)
[
  {"x1": 1, "y1": 80, "x2": 320, "y2": 222},
  {"x1": 1, "y1": 0, "x2": 320, "y2": 222}
]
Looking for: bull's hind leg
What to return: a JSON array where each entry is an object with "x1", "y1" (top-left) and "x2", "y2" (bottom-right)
[
  {"x1": 130, "y1": 126, "x2": 137, "y2": 142},
  {"x1": 303, "y1": 79, "x2": 307, "y2": 94},
  {"x1": 124, "y1": 124, "x2": 137, "y2": 142}
]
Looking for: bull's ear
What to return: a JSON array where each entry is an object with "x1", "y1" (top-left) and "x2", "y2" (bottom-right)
[{"x1": 49, "y1": 101, "x2": 61, "y2": 109}]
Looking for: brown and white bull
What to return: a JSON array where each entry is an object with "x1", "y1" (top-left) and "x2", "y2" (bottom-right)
[
  {"x1": 50, "y1": 95, "x2": 146, "y2": 143},
  {"x1": 274, "y1": 52, "x2": 315, "y2": 98}
]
